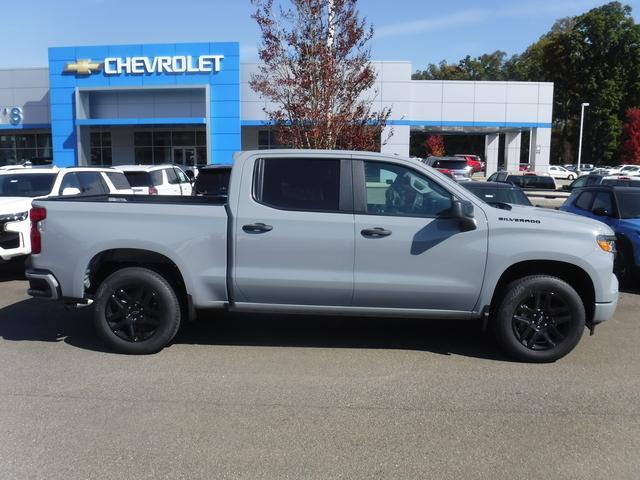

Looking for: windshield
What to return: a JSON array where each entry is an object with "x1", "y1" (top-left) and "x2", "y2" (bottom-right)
[
  {"x1": 430, "y1": 159, "x2": 468, "y2": 170},
  {"x1": 0, "y1": 173, "x2": 56, "y2": 197},
  {"x1": 195, "y1": 169, "x2": 231, "y2": 195},
  {"x1": 123, "y1": 171, "x2": 152, "y2": 187},
  {"x1": 617, "y1": 191, "x2": 640, "y2": 218}
]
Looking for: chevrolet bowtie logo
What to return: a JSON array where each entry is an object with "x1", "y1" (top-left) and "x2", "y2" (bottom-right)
[{"x1": 64, "y1": 59, "x2": 103, "y2": 75}]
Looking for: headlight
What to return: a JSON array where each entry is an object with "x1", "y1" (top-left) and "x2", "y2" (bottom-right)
[
  {"x1": 0, "y1": 211, "x2": 29, "y2": 222},
  {"x1": 596, "y1": 235, "x2": 616, "y2": 253}
]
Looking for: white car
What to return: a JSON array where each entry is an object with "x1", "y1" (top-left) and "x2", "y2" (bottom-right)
[
  {"x1": 0, "y1": 167, "x2": 132, "y2": 262},
  {"x1": 547, "y1": 165, "x2": 577, "y2": 180},
  {"x1": 613, "y1": 165, "x2": 640, "y2": 176},
  {"x1": 119, "y1": 165, "x2": 193, "y2": 196}
]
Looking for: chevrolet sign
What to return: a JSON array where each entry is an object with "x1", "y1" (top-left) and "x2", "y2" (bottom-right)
[{"x1": 64, "y1": 55, "x2": 224, "y2": 76}]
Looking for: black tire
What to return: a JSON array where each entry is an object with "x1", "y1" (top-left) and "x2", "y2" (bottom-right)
[
  {"x1": 568, "y1": 174, "x2": 575, "y2": 180},
  {"x1": 93, "y1": 267, "x2": 181, "y2": 354},
  {"x1": 492, "y1": 275, "x2": 585, "y2": 363}
]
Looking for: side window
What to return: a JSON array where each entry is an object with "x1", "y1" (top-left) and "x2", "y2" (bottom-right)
[
  {"x1": 574, "y1": 191, "x2": 594, "y2": 211},
  {"x1": 105, "y1": 171, "x2": 130, "y2": 190},
  {"x1": 487, "y1": 173, "x2": 497, "y2": 182},
  {"x1": 255, "y1": 157, "x2": 341, "y2": 212},
  {"x1": 76, "y1": 172, "x2": 108, "y2": 195},
  {"x1": 591, "y1": 192, "x2": 614, "y2": 213},
  {"x1": 165, "y1": 168, "x2": 179, "y2": 185},
  {"x1": 586, "y1": 176, "x2": 601, "y2": 186},
  {"x1": 364, "y1": 161, "x2": 452, "y2": 217},
  {"x1": 58, "y1": 173, "x2": 81, "y2": 194},
  {"x1": 174, "y1": 167, "x2": 189, "y2": 184},
  {"x1": 150, "y1": 170, "x2": 164, "y2": 186}
]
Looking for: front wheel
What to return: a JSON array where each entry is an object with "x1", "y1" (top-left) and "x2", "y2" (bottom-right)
[
  {"x1": 491, "y1": 275, "x2": 585, "y2": 363},
  {"x1": 567, "y1": 174, "x2": 575, "y2": 180},
  {"x1": 93, "y1": 267, "x2": 182, "y2": 354}
]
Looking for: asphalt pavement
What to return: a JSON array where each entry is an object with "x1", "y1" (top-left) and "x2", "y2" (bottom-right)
[{"x1": 0, "y1": 262, "x2": 639, "y2": 479}]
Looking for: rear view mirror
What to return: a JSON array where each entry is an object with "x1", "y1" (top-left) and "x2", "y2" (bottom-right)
[
  {"x1": 61, "y1": 187, "x2": 81, "y2": 196},
  {"x1": 450, "y1": 199, "x2": 476, "y2": 232}
]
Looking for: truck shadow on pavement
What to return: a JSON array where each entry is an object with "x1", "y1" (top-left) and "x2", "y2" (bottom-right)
[{"x1": 0, "y1": 297, "x2": 509, "y2": 361}]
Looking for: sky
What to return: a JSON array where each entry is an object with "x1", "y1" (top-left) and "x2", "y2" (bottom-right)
[{"x1": 1, "y1": 0, "x2": 639, "y2": 72}]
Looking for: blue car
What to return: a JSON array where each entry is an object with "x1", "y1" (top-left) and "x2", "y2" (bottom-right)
[{"x1": 560, "y1": 185, "x2": 640, "y2": 283}]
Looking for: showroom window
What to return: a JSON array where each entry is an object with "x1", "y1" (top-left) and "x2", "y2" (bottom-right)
[
  {"x1": 0, "y1": 133, "x2": 52, "y2": 166},
  {"x1": 90, "y1": 131, "x2": 112, "y2": 166},
  {"x1": 134, "y1": 130, "x2": 207, "y2": 166},
  {"x1": 258, "y1": 129, "x2": 290, "y2": 150}
]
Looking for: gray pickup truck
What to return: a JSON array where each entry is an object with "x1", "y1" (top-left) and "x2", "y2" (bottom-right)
[{"x1": 26, "y1": 150, "x2": 619, "y2": 362}]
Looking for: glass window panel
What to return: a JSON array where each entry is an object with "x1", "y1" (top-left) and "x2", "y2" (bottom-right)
[
  {"x1": 172, "y1": 131, "x2": 195, "y2": 146},
  {"x1": 259, "y1": 158, "x2": 341, "y2": 212},
  {"x1": 37, "y1": 134, "x2": 52, "y2": 150},
  {"x1": 134, "y1": 132, "x2": 152, "y2": 146},
  {"x1": 258, "y1": 130, "x2": 270, "y2": 147},
  {"x1": 364, "y1": 161, "x2": 453, "y2": 217},
  {"x1": 90, "y1": 148, "x2": 102, "y2": 165},
  {"x1": 196, "y1": 130, "x2": 206, "y2": 146},
  {"x1": 101, "y1": 132, "x2": 111, "y2": 147},
  {"x1": 135, "y1": 147, "x2": 153, "y2": 165},
  {"x1": 102, "y1": 148, "x2": 112, "y2": 166},
  {"x1": 0, "y1": 149, "x2": 17, "y2": 166},
  {"x1": 15, "y1": 134, "x2": 36, "y2": 149},
  {"x1": 196, "y1": 147, "x2": 207, "y2": 166},
  {"x1": 15, "y1": 149, "x2": 36, "y2": 163},
  {"x1": 90, "y1": 132, "x2": 101, "y2": 147},
  {"x1": 0, "y1": 135, "x2": 15, "y2": 149},
  {"x1": 153, "y1": 147, "x2": 171, "y2": 164},
  {"x1": 153, "y1": 131, "x2": 171, "y2": 147}
]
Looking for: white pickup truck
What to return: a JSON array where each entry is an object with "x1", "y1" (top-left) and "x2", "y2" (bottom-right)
[{"x1": 26, "y1": 150, "x2": 619, "y2": 362}]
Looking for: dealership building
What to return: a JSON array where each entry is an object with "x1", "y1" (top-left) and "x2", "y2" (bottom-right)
[{"x1": 0, "y1": 41, "x2": 553, "y2": 175}]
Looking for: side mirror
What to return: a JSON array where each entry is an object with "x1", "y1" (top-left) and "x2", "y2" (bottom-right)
[
  {"x1": 451, "y1": 199, "x2": 477, "y2": 232},
  {"x1": 61, "y1": 187, "x2": 81, "y2": 196},
  {"x1": 592, "y1": 207, "x2": 611, "y2": 217}
]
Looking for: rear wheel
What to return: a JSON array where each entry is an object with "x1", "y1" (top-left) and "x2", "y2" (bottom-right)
[
  {"x1": 567, "y1": 174, "x2": 575, "y2": 180},
  {"x1": 93, "y1": 267, "x2": 181, "y2": 354},
  {"x1": 492, "y1": 275, "x2": 585, "y2": 363}
]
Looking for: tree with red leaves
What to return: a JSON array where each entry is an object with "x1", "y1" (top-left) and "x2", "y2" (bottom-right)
[
  {"x1": 621, "y1": 107, "x2": 640, "y2": 165},
  {"x1": 425, "y1": 135, "x2": 446, "y2": 157},
  {"x1": 249, "y1": 0, "x2": 391, "y2": 151}
]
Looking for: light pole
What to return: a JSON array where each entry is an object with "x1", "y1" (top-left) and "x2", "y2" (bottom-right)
[{"x1": 577, "y1": 102, "x2": 590, "y2": 170}]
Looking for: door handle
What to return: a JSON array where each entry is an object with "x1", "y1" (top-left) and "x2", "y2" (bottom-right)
[
  {"x1": 242, "y1": 222, "x2": 273, "y2": 233},
  {"x1": 361, "y1": 227, "x2": 392, "y2": 238}
]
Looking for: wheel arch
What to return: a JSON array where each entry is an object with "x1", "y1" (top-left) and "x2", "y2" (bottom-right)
[
  {"x1": 85, "y1": 248, "x2": 189, "y2": 311},
  {"x1": 490, "y1": 260, "x2": 596, "y2": 324}
]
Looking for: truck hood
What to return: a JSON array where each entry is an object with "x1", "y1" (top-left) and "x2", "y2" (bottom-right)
[
  {"x1": 0, "y1": 197, "x2": 32, "y2": 215},
  {"x1": 495, "y1": 204, "x2": 615, "y2": 236}
]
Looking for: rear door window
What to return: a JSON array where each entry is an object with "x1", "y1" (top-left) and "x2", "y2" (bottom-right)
[
  {"x1": 591, "y1": 192, "x2": 614, "y2": 214},
  {"x1": 165, "y1": 168, "x2": 179, "y2": 185},
  {"x1": 123, "y1": 171, "x2": 152, "y2": 187},
  {"x1": 76, "y1": 171, "x2": 108, "y2": 195},
  {"x1": 254, "y1": 157, "x2": 341, "y2": 212}
]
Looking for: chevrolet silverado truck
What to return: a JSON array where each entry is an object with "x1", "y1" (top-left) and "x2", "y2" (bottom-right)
[{"x1": 25, "y1": 150, "x2": 619, "y2": 362}]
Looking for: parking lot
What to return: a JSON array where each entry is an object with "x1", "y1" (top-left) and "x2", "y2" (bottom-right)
[{"x1": 0, "y1": 262, "x2": 639, "y2": 479}]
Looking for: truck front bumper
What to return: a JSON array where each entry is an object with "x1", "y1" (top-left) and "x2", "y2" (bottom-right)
[
  {"x1": 25, "y1": 270, "x2": 61, "y2": 301},
  {"x1": 592, "y1": 273, "x2": 619, "y2": 325}
]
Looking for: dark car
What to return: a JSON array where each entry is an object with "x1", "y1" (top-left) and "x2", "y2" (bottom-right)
[
  {"x1": 565, "y1": 174, "x2": 640, "y2": 191},
  {"x1": 462, "y1": 181, "x2": 532, "y2": 208},
  {"x1": 560, "y1": 185, "x2": 640, "y2": 283},
  {"x1": 193, "y1": 165, "x2": 232, "y2": 197},
  {"x1": 487, "y1": 172, "x2": 557, "y2": 190}
]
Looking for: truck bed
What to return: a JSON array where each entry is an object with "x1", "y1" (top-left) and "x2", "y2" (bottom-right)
[{"x1": 32, "y1": 194, "x2": 230, "y2": 307}]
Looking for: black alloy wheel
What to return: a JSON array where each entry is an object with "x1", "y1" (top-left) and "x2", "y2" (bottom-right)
[
  {"x1": 93, "y1": 267, "x2": 181, "y2": 354},
  {"x1": 106, "y1": 284, "x2": 162, "y2": 342},
  {"x1": 511, "y1": 290, "x2": 572, "y2": 351}
]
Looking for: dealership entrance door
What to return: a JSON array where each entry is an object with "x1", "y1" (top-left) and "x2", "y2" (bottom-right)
[{"x1": 172, "y1": 147, "x2": 197, "y2": 167}]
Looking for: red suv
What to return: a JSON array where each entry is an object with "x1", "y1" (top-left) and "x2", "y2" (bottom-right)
[{"x1": 455, "y1": 154, "x2": 483, "y2": 173}]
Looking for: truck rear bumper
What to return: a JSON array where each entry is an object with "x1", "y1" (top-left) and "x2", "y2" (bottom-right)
[{"x1": 25, "y1": 270, "x2": 61, "y2": 301}]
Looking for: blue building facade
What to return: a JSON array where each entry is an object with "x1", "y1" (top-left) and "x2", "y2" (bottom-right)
[{"x1": 48, "y1": 42, "x2": 240, "y2": 166}]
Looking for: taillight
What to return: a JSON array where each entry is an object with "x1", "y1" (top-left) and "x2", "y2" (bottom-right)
[
  {"x1": 149, "y1": 186, "x2": 158, "y2": 195},
  {"x1": 30, "y1": 207, "x2": 46, "y2": 254}
]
